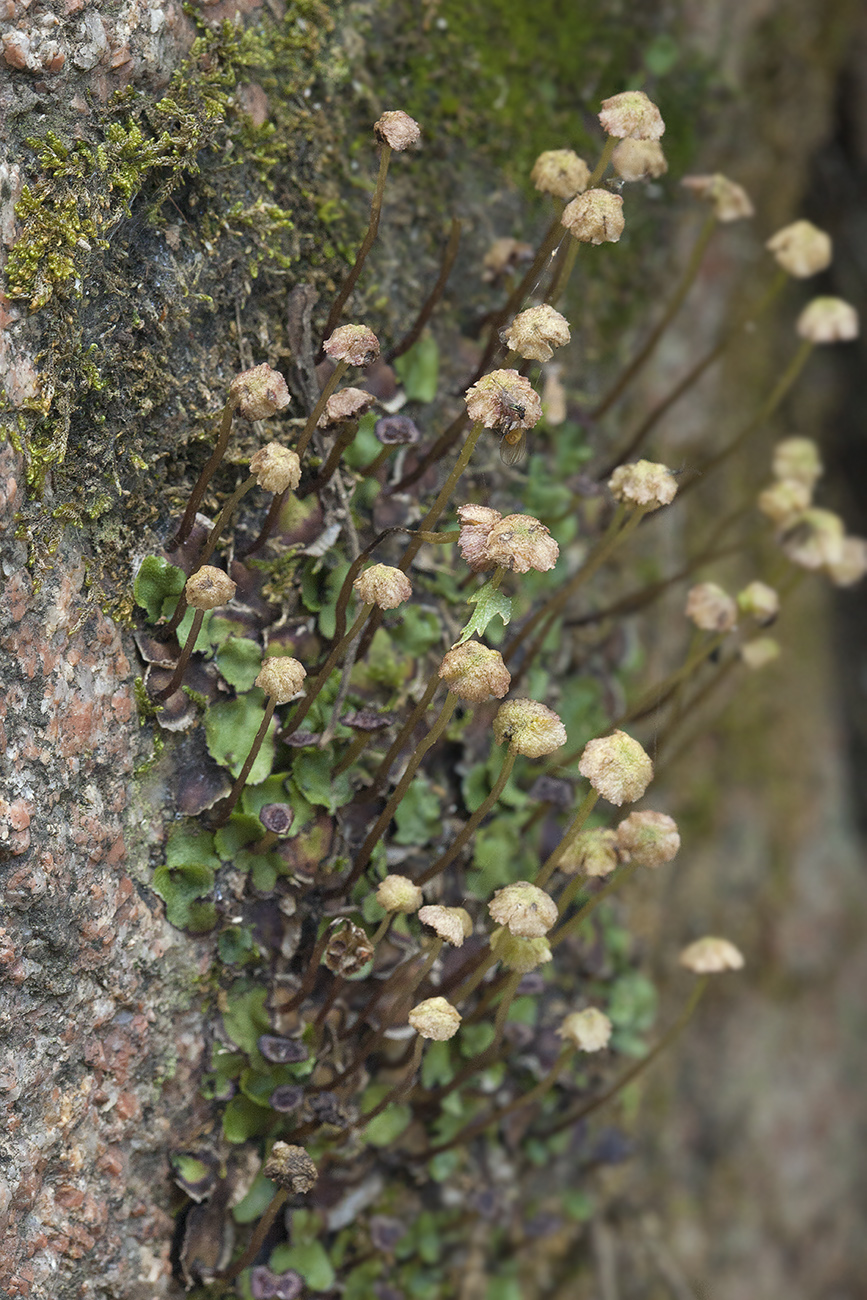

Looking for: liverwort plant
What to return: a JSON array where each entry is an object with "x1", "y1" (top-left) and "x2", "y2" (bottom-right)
[{"x1": 126, "y1": 81, "x2": 867, "y2": 1298}]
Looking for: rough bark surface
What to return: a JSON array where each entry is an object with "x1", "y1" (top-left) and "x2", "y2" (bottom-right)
[{"x1": 1, "y1": 1, "x2": 865, "y2": 1298}]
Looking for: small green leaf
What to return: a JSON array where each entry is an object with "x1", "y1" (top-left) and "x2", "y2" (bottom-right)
[
  {"x1": 218, "y1": 926, "x2": 257, "y2": 965},
  {"x1": 270, "y1": 1241, "x2": 335, "y2": 1292},
  {"x1": 205, "y1": 693, "x2": 276, "y2": 784},
  {"x1": 393, "y1": 776, "x2": 441, "y2": 846},
  {"x1": 607, "y1": 971, "x2": 658, "y2": 1035},
  {"x1": 134, "y1": 555, "x2": 185, "y2": 622},
  {"x1": 214, "y1": 814, "x2": 265, "y2": 859},
  {"x1": 216, "y1": 637, "x2": 262, "y2": 691},
  {"x1": 363, "y1": 1102, "x2": 412, "y2": 1147},
  {"x1": 391, "y1": 605, "x2": 442, "y2": 656},
  {"x1": 456, "y1": 582, "x2": 512, "y2": 646},
  {"x1": 459, "y1": 1023, "x2": 495, "y2": 1057},
  {"x1": 393, "y1": 331, "x2": 439, "y2": 402},
  {"x1": 152, "y1": 861, "x2": 215, "y2": 931},
  {"x1": 170, "y1": 1154, "x2": 210, "y2": 1186},
  {"x1": 232, "y1": 1173, "x2": 277, "y2": 1224},
  {"x1": 421, "y1": 1039, "x2": 454, "y2": 1089},
  {"x1": 222, "y1": 1094, "x2": 273, "y2": 1143},
  {"x1": 221, "y1": 983, "x2": 270, "y2": 1057},
  {"x1": 165, "y1": 825, "x2": 219, "y2": 871},
  {"x1": 292, "y1": 749, "x2": 352, "y2": 813},
  {"x1": 428, "y1": 1150, "x2": 461, "y2": 1182}
]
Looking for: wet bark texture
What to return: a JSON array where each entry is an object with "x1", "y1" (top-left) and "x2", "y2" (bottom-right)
[{"x1": 1, "y1": 1, "x2": 866, "y2": 1297}]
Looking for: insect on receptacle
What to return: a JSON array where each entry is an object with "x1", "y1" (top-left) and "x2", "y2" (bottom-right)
[
  {"x1": 499, "y1": 424, "x2": 529, "y2": 466},
  {"x1": 491, "y1": 378, "x2": 531, "y2": 466}
]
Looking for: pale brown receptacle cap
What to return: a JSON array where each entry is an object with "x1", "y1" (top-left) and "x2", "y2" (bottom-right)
[
  {"x1": 418, "y1": 905, "x2": 473, "y2": 948},
  {"x1": 826, "y1": 536, "x2": 867, "y2": 587},
  {"x1": 323, "y1": 323, "x2": 381, "y2": 367},
  {"x1": 611, "y1": 138, "x2": 668, "y2": 181},
  {"x1": 558, "y1": 1008, "x2": 613, "y2": 1052},
  {"x1": 679, "y1": 936, "x2": 745, "y2": 974},
  {"x1": 482, "y1": 237, "x2": 534, "y2": 282},
  {"x1": 757, "y1": 478, "x2": 812, "y2": 526},
  {"x1": 681, "y1": 173, "x2": 754, "y2": 222},
  {"x1": 488, "y1": 882, "x2": 558, "y2": 938},
  {"x1": 255, "y1": 656, "x2": 307, "y2": 703},
  {"x1": 249, "y1": 443, "x2": 301, "y2": 494},
  {"x1": 262, "y1": 1143, "x2": 318, "y2": 1193},
  {"x1": 578, "y1": 730, "x2": 653, "y2": 805},
  {"x1": 503, "y1": 304, "x2": 571, "y2": 364},
  {"x1": 531, "y1": 149, "x2": 591, "y2": 199},
  {"x1": 408, "y1": 996, "x2": 461, "y2": 1041},
  {"x1": 457, "y1": 504, "x2": 503, "y2": 572},
  {"x1": 438, "y1": 642, "x2": 511, "y2": 703},
  {"x1": 353, "y1": 563, "x2": 413, "y2": 610},
  {"x1": 685, "y1": 582, "x2": 738, "y2": 633},
  {"x1": 740, "y1": 637, "x2": 781, "y2": 670},
  {"x1": 490, "y1": 927, "x2": 553, "y2": 973},
  {"x1": 376, "y1": 874, "x2": 423, "y2": 915},
  {"x1": 322, "y1": 919, "x2": 375, "y2": 976},
  {"x1": 559, "y1": 828, "x2": 620, "y2": 878},
  {"x1": 318, "y1": 387, "x2": 376, "y2": 427},
  {"x1": 229, "y1": 364, "x2": 291, "y2": 420},
  {"x1": 616, "y1": 810, "x2": 680, "y2": 867},
  {"x1": 598, "y1": 90, "x2": 665, "y2": 140},
  {"x1": 772, "y1": 437, "x2": 823, "y2": 489},
  {"x1": 737, "y1": 581, "x2": 780, "y2": 625},
  {"x1": 493, "y1": 699, "x2": 567, "y2": 759},
  {"x1": 184, "y1": 566, "x2": 236, "y2": 611},
  {"x1": 796, "y1": 297, "x2": 859, "y2": 343},
  {"x1": 780, "y1": 508, "x2": 845, "y2": 570},
  {"x1": 608, "y1": 459, "x2": 678, "y2": 510},
  {"x1": 766, "y1": 220, "x2": 832, "y2": 278},
  {"x1": 561, "y1": 189, "x2": 625, "y2": 244},
  {"x1": 464, "y1": 369, "x2": 542, "y2": 432},
  {"x1": 484, "y1": 514, "x2": 560, "y2": 575},
  {"x1": 374, "y1": 110, "x2": 421, "y2": 151}
]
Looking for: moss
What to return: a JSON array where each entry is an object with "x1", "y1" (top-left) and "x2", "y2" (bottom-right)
[{"x1": 4, "y1": 2, "x2": 355, "y2": 602}]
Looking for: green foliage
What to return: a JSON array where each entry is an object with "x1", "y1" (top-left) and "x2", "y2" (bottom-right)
[
  {"x1": 292, "y1": 749, "x2": 352, "y2": 813},
  {"x1": 232, "y1": 1173, "x2": 277, "y2": 1224},
  {"x1": 222, "y1": 1094, "x2": 273, "y2": 1143},
  {"x1": 393, "y1": 776, "x2": 441, "y2": 846},
  {"x1": 216, "y1": 637, "x2": 263, "y2": 691},
  {"x1": 221, "y1": 983, "x2": 270, "y2": 1058},
  {"x1": 205, "y1": 692, "x2": 276, "y2": 784},
  {"x1": 134, "y1": 556, "x2": 185, "y2": 622},
  {"x1": 607, "y1": 970, "x2": 659, "y2": 1056},
  {"x1": 456, "y1": 580, "x2": 513, "y2": 646},
  {"x1": 270, "y1": 1241, "x2": 335, "y2": 1292},
  {"x1": 393, "y1": 332, "x2": 439, "y2": 402},
  {"x1": 152, "y1": 825, "x2": 218, "y2": 930}
]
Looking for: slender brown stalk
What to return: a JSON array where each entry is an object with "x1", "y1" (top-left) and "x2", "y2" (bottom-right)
[
  {"x1": 535, "y1": 787, "x2": 600, "y2": 889},
  {"x1": 386, "y1": 218, "x2": 461, "y2": 363},
  {"x1": 388, "y1": 408, "x2": 469, "y2": 496},
  {"x1": 213, "y1": 696, "x2": 277, "y2": 826},
  {"x1": 153, "y1": 608, "x2": 205, "y2": 702},
  {"x1": 504, "y1": 504, "x2": 638, "y2": 666},
  {"x1": 596, "y1": 267, "x2": 788, "y2": 479},
  {"x1": 590, "y1": 213, "x2": 717, "y2": 421},
  {"x1": 167, "y1": 395, "x2": 240, "y2": 550},
  {"x1": 359, "y1": 675, "x2": 441, "y2": 801},
  {"x1": 686, "y1": 338, "x2": 813, "y2": 491},
  {"x1": 537, "y1": 977, "x2": 709, "y2": 1141},
  {"x1": 422, "y1": 1043, "x2": 574, "y2": 1159},
  {"x1": 552, "y1": 860, "x2": 640, "y2": 942},
  {"x1": 323, "y1": 146, "x2": 393, "y2": 341},
  {"x1": 280, "y1": 604, "x2": 373, "y2": 744},
  {"x1": 414, "y1": 746, "x2": 517, "y2": 886},
  {"x1": 338, "y1": 693, "x2": 459, "y2": 893},
  {"x1": 222, "y1": 1186, "x2": 288, "y2": 1283},
  {"x1": 305, "y1": 421, "x2": 360, "y2": 495}
]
